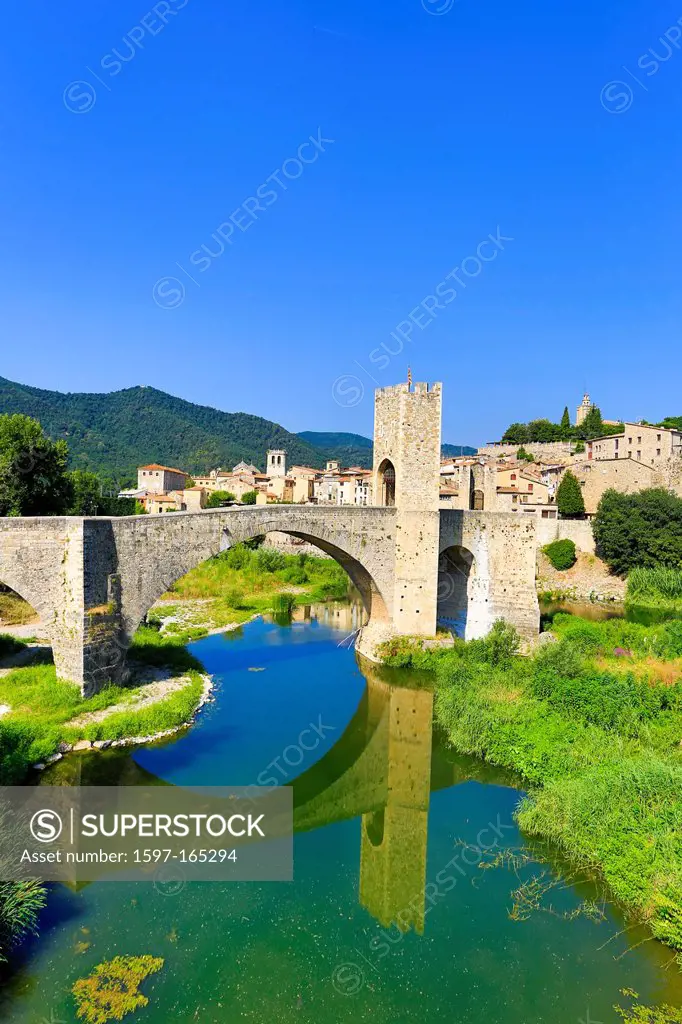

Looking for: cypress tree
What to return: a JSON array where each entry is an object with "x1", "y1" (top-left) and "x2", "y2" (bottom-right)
[
  {"x1": 557, "y1": 470, "x2": 586, "y2": 518},
  {"x1": 560, "y1": 406, "x2": 571, "y2": 430}
]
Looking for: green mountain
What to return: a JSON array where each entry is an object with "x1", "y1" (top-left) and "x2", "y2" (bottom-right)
[
  {"x1": 297, "y1": 431, "x2": 373, "y2": 467},
  {"x1": 442, "y1": 443, "x2": 477, "y2": 457},
  {"x1": 0, "y1": 378, "x2": 327, "y2": 483},
  {"x1": 0, "y1": 377, "x2": 478, "y2": 483}
]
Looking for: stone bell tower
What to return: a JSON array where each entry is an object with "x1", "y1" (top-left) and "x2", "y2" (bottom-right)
[
  {"x1": 373, "y1": 380, "x2": 442, "y2": 637},
  {"x1": 267, "y1": 449, "x2": 287, "y2": 478}
]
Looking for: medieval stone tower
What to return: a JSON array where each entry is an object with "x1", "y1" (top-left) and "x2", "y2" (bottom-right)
[
  {"x1": 267, "y1": 449, "x2": 286, "y2": 478},
  {"x1": 373, "y1": 381, "x2": 442, "y2": 637}
]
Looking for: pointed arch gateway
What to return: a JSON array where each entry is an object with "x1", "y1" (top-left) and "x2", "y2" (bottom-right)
[{"x1": 376, "y1": 459, "x2": 396, "y2": 507}]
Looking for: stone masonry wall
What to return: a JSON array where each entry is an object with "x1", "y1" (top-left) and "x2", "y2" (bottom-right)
[{"x1": 373, "y1": 383, "x2": 442, "y2": 637}]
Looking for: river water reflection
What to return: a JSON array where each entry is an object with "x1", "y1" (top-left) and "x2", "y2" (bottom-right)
[{"x1": 1, "y1": 599, "x2": 681, "y2": 1022}]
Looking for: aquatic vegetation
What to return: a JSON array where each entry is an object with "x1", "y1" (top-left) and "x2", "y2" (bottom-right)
[
  {"x1": 0, "y1": 880, "x2": 46, "y2": 961},
  {"x1": 72, "y1": 954, "x2": 164, "y2": 1024},
  {"x1": 391, "y1": 614, "x2": 682, "y2": 960},
  {"x1": 615, "y1": 1000, "x2": 682, "y2": 1023}
]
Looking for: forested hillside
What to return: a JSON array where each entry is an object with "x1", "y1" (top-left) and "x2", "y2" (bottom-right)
[
  {"x1": 0, "y1": 378, "x2": 325, "y2": 482},
  {"x1": 0, "y1": 377, "x2": 477, "y2": 482}
]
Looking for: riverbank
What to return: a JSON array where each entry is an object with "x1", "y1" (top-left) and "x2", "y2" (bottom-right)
[
  {"x1": 149, "y1": 544, "x2": 350, "y2": 635},
  {"x1": 379, "y1": 615, "x2": 682, "y2": 963},
  {"x1": 0, "y1": 627, "x2": 215, "y2": 783}
]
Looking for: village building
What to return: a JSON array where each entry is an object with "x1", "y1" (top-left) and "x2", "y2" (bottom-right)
[{"x1": 137, "y1": 464, "x2": 190, "y2": 493}]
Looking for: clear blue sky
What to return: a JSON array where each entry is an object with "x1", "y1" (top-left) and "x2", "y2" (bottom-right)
[{"x1": 1, "y1": 0, "x2": 681, "y2": 446}]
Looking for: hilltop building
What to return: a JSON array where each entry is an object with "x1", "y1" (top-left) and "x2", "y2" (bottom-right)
[{"x1": 137, "y1": 464, "x2": 189, "y2": 493}]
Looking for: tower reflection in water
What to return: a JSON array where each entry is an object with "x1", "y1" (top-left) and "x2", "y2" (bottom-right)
[{"x1": 292, "y1": 652, "x2": 435, "y2": 937}]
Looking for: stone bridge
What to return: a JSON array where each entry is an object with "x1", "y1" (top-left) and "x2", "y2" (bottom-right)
[
  {"x1": 0, "y1": 504, "x2": 539, "y2": 694},
  {"x1": 0, "y1": 381, "x2": 539, "y2": 693}
]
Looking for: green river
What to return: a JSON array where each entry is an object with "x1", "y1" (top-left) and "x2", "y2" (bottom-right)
[{"x1": 1, "y1": 599, "x2": 681, "y2": 1023}]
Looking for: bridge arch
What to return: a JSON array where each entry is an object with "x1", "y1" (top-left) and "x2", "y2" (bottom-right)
[
  {"x1": 436, "y1": 544, "x2": 477, "y2": 638},
  {"x1": 107, "y1": 508, "x2": 396, "y2": 647}
]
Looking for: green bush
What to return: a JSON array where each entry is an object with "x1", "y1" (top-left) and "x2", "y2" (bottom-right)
[
  {"x1": 223, "y1": 587, "x2": 245, "y2": 609},
  {"x1": 594, "y1": 489, "x2": 682, "y2": 576},
  {"x1": 543, "y1": 539, "x2": 577, "y2": 571},
  {"x1": 223, "y1": 545, "x2": 253, "y2": 571},
  {"x1": 255, "y1": 548, "x2": 286, "y2": 573},
  {"x1": 241, "y1": 490, "x2": 257, "y2": 505},
  {"x1": 0, "y1": 634, "x2": 27, "y2": 659}
]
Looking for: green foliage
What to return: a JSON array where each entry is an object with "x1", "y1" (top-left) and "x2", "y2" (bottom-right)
[
  {"x1": 543, "y1": 538, "x2": 577, "y2": 571},
  {"x1": 223, "y1": 545, "x2": 252, "y2": 570},
  {"x1": 615, "y1": 1001, "x2": 682, "y2": 1024},
  {"x1": 241, "y1": 490, "x2": 257, "y2": 505},
  {"x1": 205, "y1": 490, "x2": 236, "y2": 508},
  {"x1": 72, "y1": 955, "x2": 164, "y2": 1024},
  {"x1": 501, "y1": 408, "x2": 625, "y2": 446},
  {"x1": 556, "y1": 471, "x2": 585, "y2": 518},
  {"x1": 0, "y1": 633, "x2": 27, "y2": 658},
  {"x1": 572, "y1": 440, "x2": 585, "y2": 453},
  {"x1": 66, "y1": 470, "x2": 135, "y2": 517},
  {"x1": 581, "y1": 405, "x2": 604, "y2": 436},
  {"x1": 255, "y1": 548, "x2": 287, "y2": 573},
  {"x1": 0, "y1": 881, "x2": 46, "y2": 962},
  {"x1": 502, "y1": 423, "x2": 530, "y2": 444},
  {"x1": 594, "y1": 489, "x2": 682, "y2": 577},
  {"x1": 516, "y1": 447, "x2": 534, "y2": 463},
  {"x1": 0, "y1": 413, "x2": 70, "y2": 516},
  {"x1": 528, "y1": 418, "x2": 563, "y2": 442},
  {"x1": 223, "y1": 587, "x2": 245, "y2": 609},
  {"x1": 0, "y1": 375, "x2": 333, "y2": 478},
  {"x1": 427, "y1": 611, "x2": 682, "y2": 954},
  {"x1": 628, "y1": 566, "x2": 682, "y2": 604}
]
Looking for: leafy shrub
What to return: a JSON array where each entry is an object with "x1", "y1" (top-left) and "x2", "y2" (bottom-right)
[
  {"x1": 465, "y1": 620, "x2": 520, "y2": 666},
  {"x1": 543, "y1": 539, "x2": 577, "y2": 571},
  {"x1": 282, "y1": 567, "x2": 308, "y2": 585},
  {"x1": 223, "y1": 544, "x2": 252, "y2": 570},
  {"x1": 255, "y1": 548, "x2": 286, "y2": 573},
  {"x1": 224, "y1": 587, "x2": 245, "y2": 609},
  {"x1": 241, "y1": 490, "x2": 257, "y2": 505}
]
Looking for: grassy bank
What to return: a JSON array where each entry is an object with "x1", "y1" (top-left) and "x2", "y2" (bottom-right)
[
  {"x1": 0, "y1": 628, "x2": 207, "y2": 784},
  {"x1": 627, "y1": 566, "x2": 682, "y2": 615},
  {"x1": 153, "y1": 544, "x2": 350, "y2": 632},
  {"x1": 380, "y1": 617, "x2": 682, "y2": 959}
]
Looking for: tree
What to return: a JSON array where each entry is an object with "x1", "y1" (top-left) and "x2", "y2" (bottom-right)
[
  {"x1": 580, "y1": 406, "x2": 604, "y2": 439},
  {"x1": 66, "y1": 470, "x2": 102, "y2": 516},
  {"x1": 593, "y1": 488, "x2": 682, "y2": 576},
  {"x1": 528, "y1": 419, "x2": 563, "y2": 443},
  {"x1": 502, "y1": 423, "x2": 529, "y2": 444},
  {"x1": 560, "y1": 406, "x2": 571, "y2": 431},
  {"x1": 556, "y1": 470, "x2": 585, "y2": 518},
  {"x1": 517, "y1": 447, "x2": 535, "y2": 463},
  {"x1": 205, "y1": 490, "x2": 236, "y2": 508},
  {"x1": 241, "y1": 490, "x2": 257, "y2": 505},
  {"x1": 0, "y1": 414, "x2": 70, "y2": 517}
]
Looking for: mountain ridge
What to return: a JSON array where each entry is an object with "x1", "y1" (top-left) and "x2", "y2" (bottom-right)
[{"x1": 0, "y1": 377, "x2": 475, "y2": 481}]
